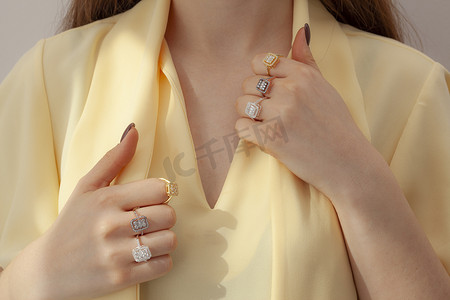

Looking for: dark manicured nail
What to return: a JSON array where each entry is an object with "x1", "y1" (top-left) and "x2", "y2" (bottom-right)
[
  {"x1": 305, "y1": 23, "x2": 311, "y2": 46},
  {"x1": 120, "y1": 123, "x2": 135, "y2": 142}
]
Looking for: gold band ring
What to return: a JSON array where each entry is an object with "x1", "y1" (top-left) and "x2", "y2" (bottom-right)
[
  {"x1": 263, "y1": 53, "x2": 282, "y2": 76},
  {"x1": 159, "y1": 178, "x2": 179, "y2": 204}
]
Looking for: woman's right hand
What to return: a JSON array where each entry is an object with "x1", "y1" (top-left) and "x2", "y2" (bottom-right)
[{"x1": 0, "y1": 124, "x2": 177, "y2": 300}]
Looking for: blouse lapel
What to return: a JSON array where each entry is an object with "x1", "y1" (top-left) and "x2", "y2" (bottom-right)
[
  {"x1": 307, "y1": 0, "x2": 371, "y2": 140},
  {"x1": 58, "y1": 0, "x2": 171, "y2": 208}
]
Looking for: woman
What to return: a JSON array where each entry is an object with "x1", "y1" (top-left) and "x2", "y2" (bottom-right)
[{"x1": 0, "y1": 0, "x2": 449, "y2": 299}]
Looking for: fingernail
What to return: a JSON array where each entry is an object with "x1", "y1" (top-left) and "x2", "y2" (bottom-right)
[
  {"x1": 305, "y1": 23, "x2": 311, "y2": 46},
  {"x1": 120, "y1": 123, "x2": 135, "y2": 142}
]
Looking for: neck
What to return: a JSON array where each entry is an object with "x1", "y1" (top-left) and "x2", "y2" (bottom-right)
[{"x1": 165, "y1": 0, "x2": 293, "y2": 59}]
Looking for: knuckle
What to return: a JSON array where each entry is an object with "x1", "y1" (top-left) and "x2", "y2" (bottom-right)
[
  {"x1": 283, "y1": 78, "x2": 302, "y2": 94},
  {"x1": 164, "y1": 205, "x2": 177, "y2": 228},
  {"x1": 77, "y1": 174, "x2": 90, "y2": 189},
  {"x1": 144, "y1": 255, "x2": 173, "y2": 280},
  {"x1": 101, "y1": 246, "x2": 123, "y2": 267},
  {"x1": 107, "y1": 268, "x2": 132, "y2": 286},
  {"x1": 95, "y1": 216, "x2": 119, "y2": 241},
  {"x1": 155, "y1": 255, "x2": 174, "y2": 276},
  {"x1": 102, "y1": 148, "x2": 116, "y2": 164},
  {"x1": 95, "y1": 221, "x2": 112, "y2": 241},
  {"x1": 252, "y1": 53, "x2": 265, "y2": 69},
  {"x1": 241, "y1": 77, "x2": 251, "y2": 90},
  {"x1": 162, "y1": 255, "x2": 174, "y2": 273},
  {"x1": 165, "y1": 230, "x2": 178, "y2": 252},
  {"x1": 235, "y1": 95, "x2": 245, "y2": 109}
]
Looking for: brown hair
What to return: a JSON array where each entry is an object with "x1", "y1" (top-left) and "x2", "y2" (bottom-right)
[
  {"x1": 61, "y1": 0, "x2": 406, "y2": 41},
  {"x1": 320, "y1": 0, "x2": 405, "y2": 41},
  {"x1": 60, "y1": 0, "x2": 140, "y2": 31}
]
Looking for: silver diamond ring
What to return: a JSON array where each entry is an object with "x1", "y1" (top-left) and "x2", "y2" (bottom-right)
[
  {"x1": 245, "y1": 97, "x2": 266, "y2": 120},
  {"x1": 132, "y1": 236, "x2": 152, "y2": 263},
  {"x1": 256, "y1": 77, "x2": 274, "y2": 95},
  {"x1": 130, "y1": 207, "x2": 149, "y2": 235}
]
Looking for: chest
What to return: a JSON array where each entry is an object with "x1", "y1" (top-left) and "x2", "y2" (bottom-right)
[{"x1": 178, "y1": 66, "x2": 251, "y2": 208}]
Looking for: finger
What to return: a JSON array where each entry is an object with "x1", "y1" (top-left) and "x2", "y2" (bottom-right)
[
  {"x1": 125, "y1": 204, "x2": 176, "y2": 236},
  {"x1": 291, "y1": 25, "x2": 319, "y2": 70},
  {"x1": 242, "y1": 76, "x2": 281, "y2": 97},
  {"x1": 76, "y1": 124, "x2": 139, "y2": 195},
  {"x1": 252, "y1": 25, "x2": 318, "y2": 77},
  {"x1": 252, "y1": 54, "x2": 293, "y2": 77},
  {"x1": 107, "y1": 254, "x2": 173, "y2": 287},
  {"x1": 118, "y1": 230, "x2": 177, "y2": 265},
  {"x1": 100, "y1": 178, "x2": 168, "y2": 210},
  {"x1": 139, "y1": 230, "x2": 177, "y2": 258},
  {"x1": 252, "y1": 52, "x2": 317, "y2": 78},
  {"x1": 235, "y1": 118, "x2": 261, "y2": 147},
  {"x1": 235, "y1": 95, "x2": 275, "y2": 121},
  {"x1": 126, "y1": 255, "x2": 173, "y2": 285},
  {"x1": 107, "y1": 230, "x2": 177, "y2": 267}
]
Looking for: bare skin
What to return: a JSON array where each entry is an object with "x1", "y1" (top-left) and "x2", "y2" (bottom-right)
[
  {"x1": 0, "y1": 0, "x2": 449, "y2": 299},
  {"x1": 165, "y1": 0, "x2": 293, "y2": 208}
]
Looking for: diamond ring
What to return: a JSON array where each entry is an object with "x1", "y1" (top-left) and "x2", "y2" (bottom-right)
[
  {"x1": 130, "y1": 207, "x2": 149, "y2": 235},
  {"x1": 245, "y1": 97, "x2": 266, "y2": 120},
  {"x1": 132, "y1": 236, "x2": 152, "y2": 263},
  {"x1": 263, "y1": 53, "x2": 282, "y2": 76},
  {"x1": 159, "y1": 178, "x2": 179, "y2": 204},
  {"x1": 256, "y1": 77, "x2": 274, "y2": 95}
]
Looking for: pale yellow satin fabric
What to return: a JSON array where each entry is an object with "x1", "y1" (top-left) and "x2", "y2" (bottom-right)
[{"x1": 1, "y1": 0, "x2": 449, "y2": 299}]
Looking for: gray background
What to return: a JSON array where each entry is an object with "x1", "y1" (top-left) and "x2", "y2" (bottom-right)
[{"x1": 1, "y1": 0, "x2": 449, "y2": 82}]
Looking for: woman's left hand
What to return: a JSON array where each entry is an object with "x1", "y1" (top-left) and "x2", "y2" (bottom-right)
[
  {"x1": 235, "y1": 27, "x2": 450, "y2": 299},
  {"x1": 235, "y1": 27, "x2": 382, "y2": 202}
]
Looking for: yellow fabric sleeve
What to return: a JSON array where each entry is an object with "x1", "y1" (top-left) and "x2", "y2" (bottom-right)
[
  {"x1": 389, "y1": 63, "x2": 450, "y2": 273},
  {"x1": 0, "y1": 41, "x2": 59, "y2": 267}
]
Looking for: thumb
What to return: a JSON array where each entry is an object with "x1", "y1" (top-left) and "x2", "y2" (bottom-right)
[
  {"x1": 76, "y1": 123, "x2": 139, "y2": 194},
  {"x1": 292, "y1": 24, "x2": 318, "y2": 70}
]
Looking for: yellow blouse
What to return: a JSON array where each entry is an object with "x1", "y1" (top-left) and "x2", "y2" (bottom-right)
[{"x1": 0, "y1": 0, "x2": 449, "y2": 299}]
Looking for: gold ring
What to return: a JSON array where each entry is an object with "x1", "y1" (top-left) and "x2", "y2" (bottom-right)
[
  {"x1": 263, "y1": 53, "x2": 282, "y2": 76},
  {"x1": 159, "y1": 178, "x2": 179, "y2": 204}
]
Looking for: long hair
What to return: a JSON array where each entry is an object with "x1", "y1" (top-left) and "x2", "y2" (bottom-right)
[{"x1": 60, "y1": 0, "x2": 406, "y2": 41}]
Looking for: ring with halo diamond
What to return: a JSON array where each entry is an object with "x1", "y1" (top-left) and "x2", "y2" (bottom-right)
[
  {"x1": 132, "y1": 236, "x2": 152, "y2": 263},
  {"x1": 130, "y1": 207, "x2": 149, "y2": 235},
  {"x1": 245, "y1": 97, "x2": 267, "y2": 120}
]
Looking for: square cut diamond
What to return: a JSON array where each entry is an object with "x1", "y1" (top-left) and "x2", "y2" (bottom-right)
[
  {"x1": 168, "y1": 182, "x2": 179, "y2": 196},
  {"x1": 131, "y1": 216, "x2": 149, "y2": 232},
  {"x1": 245, "y1": 102, "x2": 261, "y2": 119},
  {"x1": 132, "y1": 245, "x2": 152, "y2": 262},
  {"x1": 256, "y1": 78, "x2": 271, "y2": 94},
  {"x1": 263, "y1": 53, "x2": 278, "y2": 67}
]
